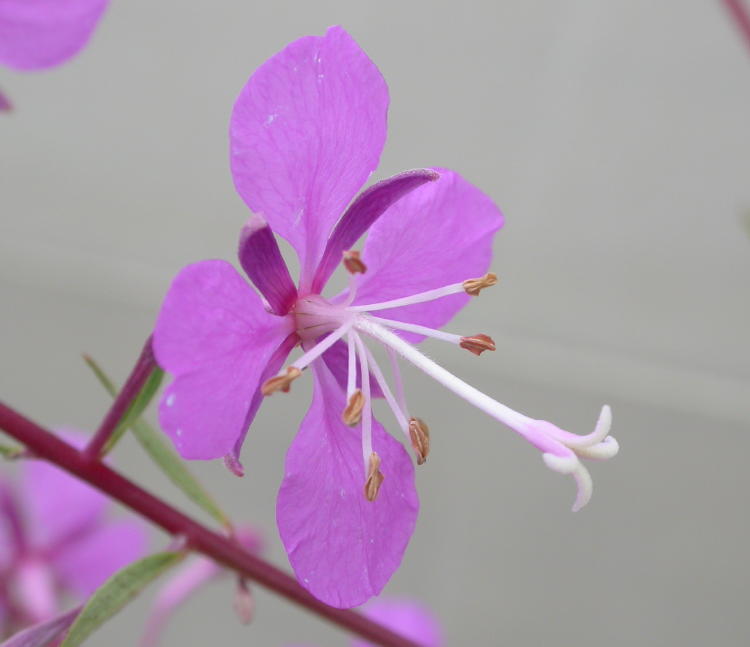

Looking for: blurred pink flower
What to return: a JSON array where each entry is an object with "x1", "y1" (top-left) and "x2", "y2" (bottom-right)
[
  {"x1": 153, "y1": 25, "x2": 617, "y2": 609},
  {"x1": 0, "y1": 430, "x2": 147, "y2": 638},
  {"x1": 0, "y1": 0, "x2": 109, "y2": 110}
]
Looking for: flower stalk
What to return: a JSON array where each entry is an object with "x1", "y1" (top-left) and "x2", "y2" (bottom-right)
[{"x1": 0, "y1": 401, "x2": 423, "y2": 647}]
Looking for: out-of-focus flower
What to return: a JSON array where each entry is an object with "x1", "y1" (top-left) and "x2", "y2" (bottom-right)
[
  {"x1": 0, "y1": 429, "x2": 147, "y2": 638},
  {"x1": 0, "y1": 0, "x2": 109, "y2": 110},
  {"x1": 140, "y1": 527, "x2": 263, "y2": 647},
  {"x1": 287, "y1": 597, "x2": 443, "y2": 647},
  {"x1": 153, "y1": 25, "x2": 617, "y2": 609}
]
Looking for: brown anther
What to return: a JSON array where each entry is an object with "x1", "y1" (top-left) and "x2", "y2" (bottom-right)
[
  {"x1": 342, "y1": 389, "x2": 365, "y2": 426},
  {"x1": 408, "y1": 417, "x2": 431, "y2": 465},
  {"x1": 459, "y1": 334, "x2": 496, "y2": 356},
  {"x1": 462, "y1": 272, "x2": 498, "y2": 296},
  {"x1": 364, "y1": 452, "x2": 385, "y2": 502},
  {"x1": 261, "y1": 366, "x2": 302, "y2": 396},
  {"x1": 343, "y1": 249, "x2": 367, "y2": 274}
]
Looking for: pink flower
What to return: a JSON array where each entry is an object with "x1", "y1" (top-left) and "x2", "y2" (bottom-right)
[
  {"x1": 288, "y1": 597, "x2": 442, "y2": 647},
  {"x1": 153, "y1": 26, "x2": 618, "y2": 608},
  {"x1": 0, "y1": 0, "x2": 109, "y2": 110},
  {"x1": 0, "y1": 430, "x2": 148, "y2": 638}
]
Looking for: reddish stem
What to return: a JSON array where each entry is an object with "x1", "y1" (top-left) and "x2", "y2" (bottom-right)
[
  {"x1": 84, "y1": 336, "x2": 156, "y2": 459},
  {"x1": 722, "y1": 0, "x2": 750, "y2": 53},
  {"x1": 0, "y1": 402, "x2": 422, "y2": 647}
]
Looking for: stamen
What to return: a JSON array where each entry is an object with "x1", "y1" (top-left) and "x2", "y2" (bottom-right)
[
  {"x1": 408, "y1": 417, "x2": 430, "y2": 465},
  {"x1": 353, "y1": 333, "x2": 373, "y2": 471},
  {"x1": 462, "y1": 272, "x2": 498, "y2": 296},
  {"x1": 387, "y1": 346, "x2": 410, "y2": 419},
  {"x1": 342, "y1": 390, "x2": 365, "y2": 426},
  {"x1": 343, "y1": 249, "x2": 367, "y2": 274},
  {"x1": 346, "y1": 332, "x2": 357, "y2": 398},
  {"x1": 261, "y1": 367, "x2": 302, "y2": 396},
  {"x1": 361, "y1": 343, "x2": 410, "y2": 440},
  {"x1": 369, "y1": 315, "x2": 462, "y2": 344},
  {"x1": 459, "y1": 334, "x2": 496, "y2": 356},
  {"x1": 348, "y1": 272, "x2": 498, "y2": 313},
  {"x1": 363, "y1": 451, "x2": 384, "y2": 502},
  {"x1": 290, "y1": 322, "x2": 352, "y2": 371}
]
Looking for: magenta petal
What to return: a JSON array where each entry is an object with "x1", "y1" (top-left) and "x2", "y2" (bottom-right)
[
  {"x1": 154, "y1": 260, "x2": 293, "y2": 459},
  {"x1": 238, "y1": 215, "x2": 297, "y2": 315},
  {"x1": 19, "y1": 431, "x2": 106, "y2": 550},
  {"x1": 311, "y1": 169, "x2": 440, "y2": 293},
  {"x1": 351, "y1": 598, "x2": 443, "y2": 647},
  {"x1": 320, "y1": 339, "x2": 384, "y2": 399},
  {"x1": 0, "y1": 0, "x2": 108, "y2": 71},
  {"x1": 353, "y1": 169, "x2": 504, "y2": 339},
  {"x1": 51, "y1": 519, "x2": 148, "y2": 597},
  {"x1": 0, "y1": 606, "x2": 81, "y2": 647},
  {"x1": 277, "y1": 363, "x2": 418, "y2": 608},
  {"x1": 230, "y1": 25, "x2": 388, "y2": 283}
]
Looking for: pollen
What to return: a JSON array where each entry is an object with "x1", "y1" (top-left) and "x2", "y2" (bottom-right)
[
  {"x1": 342, "y1": 249, "x2": 367, "y2": 274},
  {"x1": 459, "y1": 334, "x2": 496, "y2": 356},
  {"x1": 261, "y1": 367, "x2": 302, "y2": 396},
  {"x1": 364, "y1": 452, "x2": 385, "y2": 502},
  {"x1": 462, "y1": 272, "x2": 498, "y2": 296},
  {"x1": 408, "y1": 417, "x2": 430, "y2": 465},
  {"x1": 342, "y1": 389, "x2": 365, "y2": 426}
]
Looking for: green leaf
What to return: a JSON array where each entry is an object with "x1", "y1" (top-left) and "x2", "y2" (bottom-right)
[
  {"x1": 60, "y1": 552, "x2": 184, "y2": 647},
  {"x1": 0, "y1": 443, "x2": 24, "y2": 460},
  {"x1": 102, "y1": 367, "x2": 164, "y2": 454},
  {"x1": 83, "y1": 355, "x2": 231, "y2": 528}
]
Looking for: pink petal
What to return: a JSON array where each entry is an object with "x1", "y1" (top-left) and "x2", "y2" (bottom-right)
[
  {"x1": 311, "y1": 169, "x2": 440, "y2": 293},
  {"x1": 238, "y1": 214, "x2": 297, "y2": 316},
  {"x1": 230, "y1": 26, "x2": 388, "y2": 284},
  {"x1": 0, "y1": 0, "x2": 108, "y2": 71},
  {"x1": 19, "y1": 430, "x2": 107, "y2": 551},
  {"x1": 277, "y1": 363, "x2": 419, "y2": 609},
  {"x1": 154, "y1": 260, "x2": 293, "y2": 459},
  {"x1": 353, "y1": 169, "x2": 504, "y2": 340},
  {"x1": 51, "y1": 519, "x2": 148, "y2": 597},
  {"x1": 351, "y1": 598, "x2": 443, "y2": 647}
]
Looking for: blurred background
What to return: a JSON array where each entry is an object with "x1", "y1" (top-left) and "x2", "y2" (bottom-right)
[{"x1": 1, "y1": 1, "x2": 749, "y2": 645}]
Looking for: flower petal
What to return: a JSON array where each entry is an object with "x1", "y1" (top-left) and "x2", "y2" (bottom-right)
[
  {"x1": 277, "y1": 362, "x2": 418, "y2": 608},
  {"x1": 353, "y1": 169, "x2": 503, "y2": 339},
  {"x1": 19, "y1": 430, "x2": 106, "y2": 551},
  {"x1": 311, "y1": 169, "x2": 440, "y2": 293},
  {"x1": 154, "y1": 260, "x2": 293, "y2": 459},
  {"x1": 351, "y1": 598, "x2": 443, "y2": 647},
  {"x1": 238, "y1": 214, "x2": 297, "y2": 316},
  {"x1": 230, "y1": 25, "x2": 388, "y2": 284},
  {"x1": 51, "y1": 519, "x2": 148, "y2": 597},
  {"x1": 0, "y1": 0, "x2": 108, "y2": 71}
]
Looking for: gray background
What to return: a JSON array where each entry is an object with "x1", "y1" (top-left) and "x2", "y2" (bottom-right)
[{"x1": 2, "y1": 1, "x2": 749, "y2": 645}]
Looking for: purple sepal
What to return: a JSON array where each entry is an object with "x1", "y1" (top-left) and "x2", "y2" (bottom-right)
[
  {"x1": 0, "y1": 605, "x2": 80, "y2": 647},
  {"x1": 238, "y1": 215, "x2": 297, "y2": 315},
  {"x1": 311, "y1": 169, "x2": 440, "y2": 293}
]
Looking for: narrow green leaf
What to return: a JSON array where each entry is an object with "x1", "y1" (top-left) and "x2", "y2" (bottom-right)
[
  {"x1": 60, "y1": 552, "x2": 184, "y2": 647},
  {"x1": 129, "y1": 417, "x2": 231, "y2": 527},
  {"x1": 83, "y1": 355, "x2": 231, "y2": 528},
  {"x1": 102, "y1": 367, "x2": 164, "y2": 454},
  {"x1": 0, "y1": 443, "x2": 24, "y2": 460}
]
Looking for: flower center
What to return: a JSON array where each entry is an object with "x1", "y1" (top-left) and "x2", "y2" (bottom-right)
[{"x1": 293, "y1": 294, "x2": 353, "y2": 342}]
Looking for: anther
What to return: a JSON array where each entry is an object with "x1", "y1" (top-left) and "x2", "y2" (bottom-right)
[
  {"x1": 342, "y1": 389, "x2": 365, "y2": 426},
  {"x1": 408, "y1": 417, "x2": 430, "y2": 465},
  {"x1": 364, "y1": 452, "x2": 385, "y2": 502},
  {"x1": 459, "y1": 334, "x2": 496, "y2": 356},
  {"x1": 261, "y1": 367, "x2": 302, "y2": 396},
  {"x1": 343, "y1": 250, "x2": 367, "y2": 274},
  {"x1": 462, "y1": 272, "x2": 498, "y2": 296}
]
